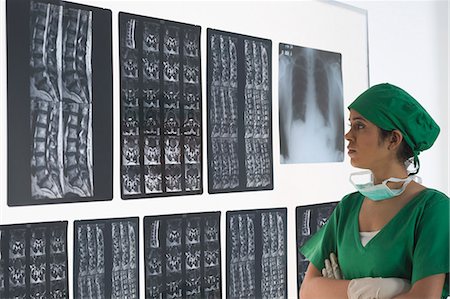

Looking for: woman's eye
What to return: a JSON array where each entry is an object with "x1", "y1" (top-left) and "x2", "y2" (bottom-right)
[{"x1": 348, "y1": 122, "x2": 365, "y2": 130}]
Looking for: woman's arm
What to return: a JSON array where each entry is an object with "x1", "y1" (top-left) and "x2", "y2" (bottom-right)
[
  {"x1": 393, "y1": 274, "x2": 446, "y2": 299},
  {"x1": 299, "y1": 262, "x2": 350, "y2": 299}
]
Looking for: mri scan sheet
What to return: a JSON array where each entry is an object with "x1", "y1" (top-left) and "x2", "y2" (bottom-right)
[
  {"x1": 119, "y1": 13, "x2": 203, "y2": 199},
  {"x1": 144, "y1": 212, "x2": 221, "y2": 298},
  {"x1": 296, "y1": 202, "x2": 338, "y2": 293},
  {"x1": 73, "y1": 217, "x2": 139, "y2": 298},
  {"x1": 226, "y1": 208, "x2": 287, "y2": 299},
  {"x1": 207, "y1": 29, "x2": 273, "y2": 194},
  {"x1": 7, "y1": 0, "x2": 113, "y2": 205},
  {"x1": 279, "y1": 43, "x2": 344, "y2": 164},
  {"x1": 0, "y1": 221, "x2": 68, "y2": 298}
]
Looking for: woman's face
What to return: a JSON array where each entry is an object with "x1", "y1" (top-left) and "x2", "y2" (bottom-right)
[{"x1": 345, "y1": 109, "x2": 390, "y2": 170}]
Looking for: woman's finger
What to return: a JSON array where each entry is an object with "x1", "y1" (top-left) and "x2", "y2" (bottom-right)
[
  {"x1": 325, "y1": 258, "x2": 334, "y2": 278},
  {"x1": 330, "y1": 252, "x2": 342, "y2": 279}
]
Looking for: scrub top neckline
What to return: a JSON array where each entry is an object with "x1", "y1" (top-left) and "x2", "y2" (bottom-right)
[{"x1": 354, "y1": 188, "x2": 430, "y2": 250}]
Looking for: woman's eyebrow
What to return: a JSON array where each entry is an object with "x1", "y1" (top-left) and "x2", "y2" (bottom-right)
[{"x1": 349, "y1": 116, "x2": 367, "y2": 122}]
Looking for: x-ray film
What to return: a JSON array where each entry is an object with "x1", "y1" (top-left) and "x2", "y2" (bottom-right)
[
  {"x1": 7, "y1": 0, "x2": 113, "y2": 206},
  {"x1": 207, "y1": 29, "x2": 273, "y2": 194},
  {"x1": 144, "y1": 212, "x2": 221, "y2": 299},
  {"x1": 119, "y1": 13, "x2": 203, "y2": 199},
  {"x1": 0, "y1": 221, "x2": 68, "y2": 298},
  {"x1": 279, "y1": 43, "x2": 344, "y2": 164},
  {"x1": 226, "y1": 208, "x2": 287, "y2": 299},
  {"x1": 74, "y1": 217, "x2": 139, "y2": 298},
  {"x1": 296, "y1": 202, "x2": 338, "y2": 294}
]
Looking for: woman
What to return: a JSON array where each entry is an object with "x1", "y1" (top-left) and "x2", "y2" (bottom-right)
[{"x1": 299, "y1": 83, "x2": 449, "y2": 299}]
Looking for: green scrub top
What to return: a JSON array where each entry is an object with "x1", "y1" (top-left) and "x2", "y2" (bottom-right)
[{"x1": 300, "y1": 189, "x2": 449, "y2": 298}]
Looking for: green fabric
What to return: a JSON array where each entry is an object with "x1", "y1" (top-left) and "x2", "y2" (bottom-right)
[
  {"x1": 348, "y1": 83, "x2": 440, "y2": 160},
  {"x1": 300, "y1": 189, "x2": 449, "y2": 298}
]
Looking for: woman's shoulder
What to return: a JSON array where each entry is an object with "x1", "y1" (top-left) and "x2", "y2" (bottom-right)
[
  {"x1": 341, "y1": 191, "x2": 363, "y2": 202},
  {"x1": 336, "y1": 191, "x2": 363, "y2": 211},
  {"x1": 415, "y1": 188, "x2": 449, "y2": 204},
  {"x1": 411, "y1": 188, "x2": 449, "y2": 215}
]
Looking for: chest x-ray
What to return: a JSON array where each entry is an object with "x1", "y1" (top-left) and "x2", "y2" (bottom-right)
[{"x1": 279, "y1": 44, "x2": 344, "y2": 164}]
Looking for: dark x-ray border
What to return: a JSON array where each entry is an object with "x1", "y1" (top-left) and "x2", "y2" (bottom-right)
[
  {"x1": 296, "y1": 202, "x2": 338, "y2": 295},
  {"x1": 206, "y1": 28, "x2": 274, "y2": 195},
  {"x1": 6, "y1": 0, "x2": 113, "y2": 206},
  {"x1": 119, "y1": 12, "x2": 203, "y2": 200},
  {"x1": 73, "y1": 216, "x2": 140, "y2": 299},
  {"x1": 0, "y1": 221, "x2": 69, "y2": 298},
  {"x1": 143, "y1": 211, "x2": 222, "y2": 299},
  {"x1": 226, "y1": 207, "x2": 287, "y2": 299}
]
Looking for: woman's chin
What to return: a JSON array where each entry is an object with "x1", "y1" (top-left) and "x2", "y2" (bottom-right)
[{"x1": 350, "y1": 159, "x2": 363, "y2": 168}]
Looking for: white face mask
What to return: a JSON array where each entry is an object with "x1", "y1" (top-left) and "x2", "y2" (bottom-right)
[{"x1": 349, "y1": 171, "x2": 419, "y2": 201}]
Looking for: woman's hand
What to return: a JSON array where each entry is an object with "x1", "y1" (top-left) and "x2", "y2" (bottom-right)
[
  {"x1": 320, "y1": 252, "x2": 412, "y2": 299},
  {"x1": 347, "y1": 277, "x2": 411, "y2": 299},
  {"x1": 321, "y1": 252, "x2": 343, "y2": 279}
]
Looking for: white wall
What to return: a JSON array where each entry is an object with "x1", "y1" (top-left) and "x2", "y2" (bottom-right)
[
  {"x1": 347, "y1": 0, "x2": 449, "y2": 194},
  {"x1": 0, "y1": 0, "x2": 447, "y2": 298}
]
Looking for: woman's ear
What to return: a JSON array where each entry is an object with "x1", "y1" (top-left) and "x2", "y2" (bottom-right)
[{"x1": 388, "y1": 130, "x2": 403, "y2": 150}]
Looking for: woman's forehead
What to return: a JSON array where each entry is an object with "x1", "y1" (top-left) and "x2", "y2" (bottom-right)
[{"x1": 349, "y1": 109, "x2": 366, "y2": 120}]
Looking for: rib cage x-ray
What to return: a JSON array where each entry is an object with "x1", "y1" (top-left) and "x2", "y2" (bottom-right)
[
  {"x1": 207, "y1": 29, "x2": 273, "y2": 194},
  {"x1": 296, "y1": 202, "x2": 338, "y2": 293},
  {"x1": 227, "y1": 209, "x2": 287, "y2": 299},
  {"x1": 144, "y1": 212, "x2": 221, "y2": 299},
  {"x1": 279, "y1": 44, "x2": 344, "y2": 163},
  {"x1": 74, "y1": 218, "x2": 139, "y2": 298},
  {"x1": 120, "y1": 13, "x2": 202, "y2": 199},
  {"x1": 0, "y1": 222, "x2": 68, "y2": 299},
  {"x1": 29, "y1": 1, "x2": 93, "y2": 199}
]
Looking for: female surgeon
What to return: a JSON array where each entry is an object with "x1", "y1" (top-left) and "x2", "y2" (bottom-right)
[{"x1": 299, "y1": 83, "x2": 449, "y2": 299}]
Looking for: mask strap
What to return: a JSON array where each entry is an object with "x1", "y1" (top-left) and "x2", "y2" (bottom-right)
[
  {"x1": 382, "y1": 176, "x2": 414, "y2": 195},
  {"x1": 349, "y1": 171, "x2": 372, "y2": 185},
  {"x1": 383, "y1": 175, "x2": 413, "y2": 185},
  {"x1": 411, "y1": 152, "x2": 420, "y2": 175}
]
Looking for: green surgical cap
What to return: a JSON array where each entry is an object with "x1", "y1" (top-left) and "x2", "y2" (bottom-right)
[{"x1": 348, "y1": 83, "x2": 440, "y2": 164}]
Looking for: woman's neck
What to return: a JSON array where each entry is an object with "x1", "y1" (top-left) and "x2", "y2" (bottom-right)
[{"x1": 371, "y1": 162, "x2": 408, "y2": 185}]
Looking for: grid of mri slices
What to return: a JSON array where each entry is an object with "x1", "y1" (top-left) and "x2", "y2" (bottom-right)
[
  {"x1": 119, "y1": 13, "x2": 203, "y2": 198},
  {"x1": 0, "y1": 207, "x2": 343, "y2": 298}
]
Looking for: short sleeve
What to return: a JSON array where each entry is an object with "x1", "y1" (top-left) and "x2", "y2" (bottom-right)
[
  {"x1": 299, "y1": 203, "x2": 340, "y2": 271},
  {"x1": 411, "y1": 193, "x2": 449, "y2": 296}
]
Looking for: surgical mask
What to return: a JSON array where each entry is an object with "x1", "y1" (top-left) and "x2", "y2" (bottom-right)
[{"x1": 349, "y1": 171, "x2": 419, "y2": 201}]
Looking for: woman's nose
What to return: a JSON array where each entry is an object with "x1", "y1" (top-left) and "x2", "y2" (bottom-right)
[{"x1": 344, "y1": 129, "x2": 353, "y2": 141}]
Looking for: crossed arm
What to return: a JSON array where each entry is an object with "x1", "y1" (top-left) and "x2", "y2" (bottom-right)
[
  {"x1": 299, "y1": 256, "x2": 446, "y2": 299},
  {"x1": 299, "y1": 263, "x2": 350, "y2": 299},
  {"x1": 393, "y1": 274, "x2": 446, "y2": 299}
]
